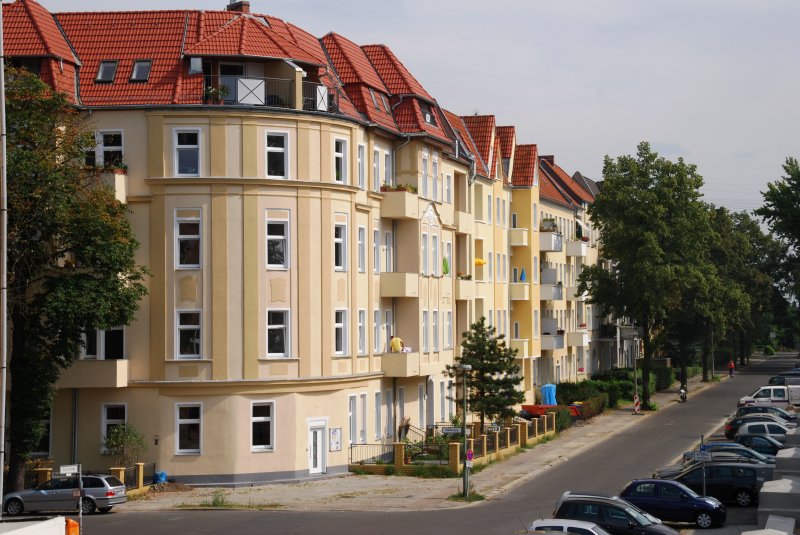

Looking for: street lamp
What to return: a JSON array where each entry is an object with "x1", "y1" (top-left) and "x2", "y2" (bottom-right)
[{"x1": 458, "y1": 363, "x2": 472, "y2": 498}]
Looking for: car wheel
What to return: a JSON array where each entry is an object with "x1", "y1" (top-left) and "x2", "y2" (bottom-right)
[
  {"x1": 696, "y1": 511, "x2": 714, "y2": 529},
  {"x1": 81, "y1": 498, "x2": 96, "y2": 515},
  {"x1": 735, "y1": 489, "x2": 754, "y2": 507},
  {"x1": 98, "y1": 506, "x2": 113, "y2": 513},
  {"x1": 5, "y1": 498, "x2": 24, "y2": 516}
]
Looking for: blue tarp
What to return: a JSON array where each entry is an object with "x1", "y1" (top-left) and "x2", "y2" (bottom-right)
[{"x1": 541, "y1": 383, "x2": 557, "y2": 405}]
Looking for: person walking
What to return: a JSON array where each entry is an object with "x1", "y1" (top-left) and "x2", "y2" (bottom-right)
[{"x1": 728, "y1": 360, "x2": 735, "y2": 377}]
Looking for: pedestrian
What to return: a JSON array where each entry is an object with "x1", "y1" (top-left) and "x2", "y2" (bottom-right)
[
  {"x1": 389, "y1": 335, "x2": 404, "y2": 353},
  {"x1": 728, "y1": 360, "x2": 735, "y2": 377}
]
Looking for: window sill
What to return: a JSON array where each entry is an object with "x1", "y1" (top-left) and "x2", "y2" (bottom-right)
[
  {"x1": 332, "y1": 354, "x2": 351, "y2": 359},
  {"x1": 259, "y1": 356, "x2": 298, "y2": 361},
  {"x1": 172, "y1": 357, "x2": 211, "y2": 362},
  {"x1": 176, "y1": 266, "x2": 201, "y2": 271},
  {"x1": 175, "y1": 451, "x2": 201, "y2": 456},
  {"x1": 251, "y1": 447, "x2": 275, "y2": 453},
  {"x1": 266, "y1": 266, "x2": 289, "y2": 271}
]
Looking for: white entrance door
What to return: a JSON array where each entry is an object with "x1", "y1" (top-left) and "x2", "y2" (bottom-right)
[{"x1": 308, "y1": 425, "x2": 326, "y2": 475}]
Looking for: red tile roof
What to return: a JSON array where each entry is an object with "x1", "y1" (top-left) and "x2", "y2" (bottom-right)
[
  {"x1": 461, "y1": 115, "x2": 496, "y2": 179},
  {"x1": 541, "y1": 156, "x2": 594, "y2": 205},
  {"x1": 539, "y1": 156, "x2": 577, "y2": 209},
  {"x1": 496, "y1": 126, "x2": 515, "y2": 159},
  {"x1": 361, "y1": 44, "x2": 432, "y2": 100},
  {"x1": 322, "y1": 33, "x2": 388, "y2": 92},
  {"x1": 442, "y1": 109, "x2": 487, "y2": 175},
  {"x1": 3, "y1": 0, "x2": 77, "y2": 64},
  {"x1": 512, "y1": 144, "x2": 538, "y2": 187}
]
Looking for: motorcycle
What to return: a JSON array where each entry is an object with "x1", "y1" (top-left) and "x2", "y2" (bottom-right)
[{"x1": 679, "y1": 385, "x2": 688, "y2": 402}]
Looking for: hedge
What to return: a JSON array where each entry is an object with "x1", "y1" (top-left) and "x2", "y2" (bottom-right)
[
  {"x1": 549, "y1": 406, "x2": 574, "y2": 432},
  {"x1": 579, "y1": 394, "x2": 609, "y2": 420}
]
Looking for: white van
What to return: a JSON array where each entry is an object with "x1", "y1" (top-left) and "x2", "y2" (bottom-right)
[{"x1": 737, "y1": 385, "x2": 800, "y2": 408}]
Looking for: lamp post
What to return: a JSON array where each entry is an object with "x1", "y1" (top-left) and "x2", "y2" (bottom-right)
[{"x1": 458, "y1": 363, "x2": 472, "y2": 498}]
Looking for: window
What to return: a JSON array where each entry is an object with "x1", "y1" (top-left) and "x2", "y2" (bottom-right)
[
  {"x1": 422, "y1": 151, "x2": 429, "y2": 197},
  {"x1": 534, "y1": 310, "x2": 539, "y2": 339},
  {"x1": 373, "y1": 149, "x2": 380, "y2": 191},
  {"x1": 83, "y1": 327, "x2": 125, "y2": 360},
  {"x1": 385, "y1": 389, "x2": 394, "y2": 437},
  {"x1": 334, "y1": 223, "x2": 347, "y2": 271},
  {"x1": 176, "y1": 214, "x2": 201, "y2": 268},
  {"x1": 421, "y1": 233, "x2": 428, "y2": 275},
  {"x1": 496, "y1": 198, "x2": 501, "y2": 225},
  {"x1": 359, "y1": 393, "x2": 367, "y2": 444},
  {"x1": 373, "y1": 309, "x2": 381, "y2": 352},
  {"x1": 86, "y1": 131, "x2": 124, "y2": 169},
  {"x1": 448, "y1": 381, "x2": 454, "y2": 419},
  {"x1": 334, "y1": 139, "x2": 348, "y2": 184},
  {"x1": 384, "y1": 310, "x2": 393, "y2": 352},
  {"x1": 384, "y1": 232, "x2": 393, "y2": 272},
  {"x1": 432, "y1": 310, "x2": 439, "y2": 351},
  {"x1": 512, "y1": 267, "x2": 519, "y2": 283},
  {"x1": 432, "y1": 155, "x2": 439, "y2": 201},
  {"x1": 96, "y1": 60, "x2": 118, "y2": 83},
  {"x1": 511, "y1": 213, "x2": 518, "y2": 228},
  {"x1": 251, "y1": 402, "x2": 274, "y2": 451},
  {"x1": 266, "y1": 132, "x2": 288, "y2": 179},
  {"x1": 176, "y1": 403, "x2": 202, "y2": 454},
  {"x1": 445, "y1": 174, "x2": 452, "y2": 203},
  {"x1": 432, "y1": 235, "x2": 439, "y2": 276},
  {"x1": 368, "y1": 88, "x2": 379, "y2": 110},
  {"x1": 102, "y1": 404, "x2": 126, "y2": 445},
  {"x1": 497, "y1": 253, "x2": 501, "y2": 281},
  {"x1": 446, "y1": 242, "x2": 452, "y2": 278},
  {"x1": 422, "y1": 310, "x2": 429, "y2": 352},
  {"x1": 380, "y1": 93, "x2": 391, "y2": 113},
  {"x1": 384, "y1": 152, "x2": 392, "y2": 186},
  {"x1": 334, "y1": 310, "x2": 348, "y2": 355},
  {"x1": 398, "y1": 387, "x2": 405, "y2": 422},
  {"x1": 130, "y1": 60, "x2": 152, "y2": 82},
  {"x1": 373, "y1": 228, "x2": 380, "y2": 273},
  {"x1": 266, "y1": 310, "x2": 289, "y2": 357},
  {"x1": 265, "y1": 217, "x2": 289, "y2": 269},
  {"x1": 374, "y1": 391, "x2": 382, "y2": 440},
  {"x1": 357, "y1": 226, "x2": 366, "y2": 273},
  {"x1": 175, "y1": 130, "x2": 200, "y2": 176},
  {"x1": 177, "y1": 310, "x2": 201, "y2": 359},
  {"x1": 348, "y1": 396, "x2": 357, "y2": 445},
  {"x1": 357, "y1": 145, "x2": 366, "y2": 190},
  {"x1": 534, "y1": 256, "x2": 539, "y2": 283},
  {"x1": 488, "y1": 253, "x2": 493, "y2": 280},
  {"x1": 487, "y1": 195, "x2": 492, "y2": 223},
  {"x1": 533, "y1": 203, "x2": 539, "y2": 228},
  {"x1": 446, "y1": 311, "x2": 452, "y2": 348},
  {"x1": 420, "y1": 102, "x2": 437, "y2": 125},
  {"x1": 439, "y1": 381, "x2": 445, "y2": 421},
  {"x1": 513, "y1": 321, "x2": 520, "y2": 339},
  {"x1": 358, "y1": 309, "x2": 366, "y2": 355}
]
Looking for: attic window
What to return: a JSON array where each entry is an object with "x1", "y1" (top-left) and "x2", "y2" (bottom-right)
[
  {"x1": 130, "y1": 60, "x2": 152, "y2": 82},
  {"x1": 420, "y1": 103, "x2": 437, "y2": 126},
  {"x1": 380, "y1": 94, "x2": 391, "y2": 114},
  {"x1": 368, "y1": 88, "x2": 379, "y2": 111},
  {"x1": 96, "y1": 61, "x2": 118, "y2": 83}
]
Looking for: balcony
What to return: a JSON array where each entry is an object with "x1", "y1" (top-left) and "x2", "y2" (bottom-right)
[
  {"x1": 510, "y1": 282, "x2": 530, "y2": 301},
  {"x1": 201, "y1": 76, "x2": 340, "y2": 114},
  {"x1": 380, "y1": 191, "x2": 419, "y2": 219},
  {"x1": 541, "y1": 267, "x2": 557, "y2": 285},
  {"x1": 540, "y1": 283, "x2": 564, "y2": 301},
  {"x1": 455, "y1": 210, "x2": 473, "y2": 235},
  {"x1": 566, "y1": 286, "x2": 586, "y2": 301},
  {"x1": 510, "y1": 339, "x2": 529, "y2": 357},
  {"x1": 567, "y1": 330, "x2": 590, "y2": 347},
  {"x1": 382, "y1": 351, "x2": 421, "y2": 377},
  {"x1": 541, "y1": 334, "x2": 565, "y2": 351},
  {"x1": 539, "y1": 231, "x2": 563, "y2": 252},
  {"x1": 509, "y1": 228, "x2": 528, "y2": 247},
  {"x1": 455, "y1": 278, "x2": 474, "y2": 300},
  {"x1": 380, "y1": 272, "x2": 419, "y2": 298},
  {"x1": 57, "y1": 359, "x2": 129, "y2": 389},
  {"x1": 566, "y1": 240, "x2": 588, "y2": 257},
  {"x1": 102, "y1": 171, "x2": 127, "y2": 204},
  {"x1": 474, "y1": 281, "x2": 489, "y2": 299}
]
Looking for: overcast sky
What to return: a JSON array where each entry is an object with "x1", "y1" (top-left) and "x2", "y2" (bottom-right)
[{"x1": 36, "y1": 0, "x2": 800, "y2": 213}]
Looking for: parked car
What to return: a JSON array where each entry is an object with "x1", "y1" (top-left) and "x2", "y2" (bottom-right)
[
  {"x1": 3, "y1": 474, "x2": 126, "y2": 516},
  {"x1": 619, "y1": 479, "x2": 726, "y2": 529},
  {"x1": 682, "y1": 445, "x2": 774, "y2": 465},
  {"x1": 737, "y1": 385, "x2": 800, "y2": 407},
  {"x1": 735, "y1": 421, "x2": 789, "y2": 443},
  {"x1": 734, "y1": 434, "x2": 785, "y2": 455},
  {"x1": 665, "y1": 462, "x2": 772, "y2": 506},
  {"x1": 767, "y1": 375, "x2": 800, "y2": 386},
  {"x1": 653, "y1": 452, "x2": 765, "y2": 479},
  {"x1": 682, "y1": 442, "x2": 746, "y2": 463},
  {"x1": 527, "y1": 518, "x2": 613, "y2": 535},
  {"x1": 724, "y1": 413, "x2": 794, "y2": 439},
  {"x1": 553, "y1": 491, "x2": 679, "y2": 535},
  {"x1": 734, "y1": 405, "x2": 797, "y2": 422}
]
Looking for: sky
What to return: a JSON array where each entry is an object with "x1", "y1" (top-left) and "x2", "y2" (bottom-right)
[{"x1": 35, "y1": 0, "x2": 800, "y2": 213}]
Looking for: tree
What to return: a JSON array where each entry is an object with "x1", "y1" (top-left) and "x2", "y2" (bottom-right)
[
  {"x1": 756, "y1": 157, "x2": 800, "y2": 302},
  {"x1": 5, "y1": 68, "x2": 148, "y2": 490},
  {"x1": 578, "y1": 142, "x2": 707, "y2": 403},
  {"x1": 102, "y1": 424, "x2": 147, "y2": 467},
  {"x1": 445, "y1": 317, "x2": 524, "y2": 430}
]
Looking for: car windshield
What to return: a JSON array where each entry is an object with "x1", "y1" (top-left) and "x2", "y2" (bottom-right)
[
  {"x1": 669, "y1": 480, "x2": 699, "y2": 498},
  {"x1": 624, "y1": 505, "x2": 653, "y2": 526}
]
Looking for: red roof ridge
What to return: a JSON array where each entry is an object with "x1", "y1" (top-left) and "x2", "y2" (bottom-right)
[{"x1": 15, "y1": 0, "x2": 77, "y2": 64}]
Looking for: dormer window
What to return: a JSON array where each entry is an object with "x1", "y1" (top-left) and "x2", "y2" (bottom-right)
[
  {"x1": 130, "y1": 60, "x2": 152, "y2": 82},
  {"x1": 96, "y1": 61, "x2": 118, "y2": 83},
  {"x1": 420, "y1": 102, "x2": 437, "y2": 126},
  {"x1": 380, "y1": 94, "x2": 391, "y2": 114},
  {"x1": 368, "y1": 88, "x2": 379, "y2": 111}
]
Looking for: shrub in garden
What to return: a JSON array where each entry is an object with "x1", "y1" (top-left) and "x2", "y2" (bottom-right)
[
  {"x1": 579, "y1": 394, "x2": 609, "y2": 419},
  {"x1": 549, "y1": 406, "x2": 574, "y2": 432},
  {"x1": 764, "y1": 345, "x2": 775, "y2": 355},
  {"x1": 653, "y1": 367, "x2": 675, "y2": 391}
]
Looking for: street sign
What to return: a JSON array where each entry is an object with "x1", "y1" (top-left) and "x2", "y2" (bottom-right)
[
  {"x1": 487, "y1": 424, "x2": 500, "y2": 432},
  {"x1": 465, "y1": 460, "x2": 473, "y2": 469},
  {"x1": 694, "y1": 451, "x2": 712, "y2": 462},
  {"x1": 466, "y1": 449, "x2": 474, "y2": 461},
  {"x1": 60, "y1": 464, "x2": 79, "y2": 475},
  {"x1": 442, "y1": 427, "x2": 470, "y2": 436}
]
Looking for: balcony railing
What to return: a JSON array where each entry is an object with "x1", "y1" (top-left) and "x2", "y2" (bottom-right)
[
  {"x1": 566, "y1": 240, "x2": 588, "y2": 257},
  {"x1": 510, "y1": 282, "x2": 530, "y2": 301},
  {"x1": 540, "y1": 231, "x2": 563, "y2": 252},
  {"x1": 540, "y1": 283, "x2": 563, "y2": 301},
  {"x1": 207, "y1": 75, "x2": 293, "y2": 108},
  {"x1": 302, "y1": 81, "x2": 340, "y2": 113},
  {"x1": 541, "y1": 334, "x2": 565, "y2": 350},
  {"x1": 566, "y1": 286, "x2": 586, "y2": 301},
  {"x1": 509, "y1": 228, "x2": 528, "y2": 247},
  {"x1": 567, "y1": 330, "x2": 590, "y2": 347}
]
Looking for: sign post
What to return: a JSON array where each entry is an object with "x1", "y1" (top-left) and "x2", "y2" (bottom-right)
[
  {"x1": 458, "y1": 363, "x2": 472, "y2": 499},
  {"x1": 61, "y1": 464, "x2": 82, "y2": 535}
]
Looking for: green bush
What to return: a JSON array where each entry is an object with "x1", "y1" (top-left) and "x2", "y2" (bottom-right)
[
  {"x1": 549, "y1": 406, "x2": 574, "y2": 432},
  {"x1": 653, "y1": 368, "x2": 675, "y2": 391},
  {"x1": 579, "y1": 394, "x2": 608, "y2": 419},
  {"x1": 410, "y1": 465, "x2": 455, "y2": 478},
  {"x1": 555, "y1": 381, "x2": 602, "y2": 405},
  {"x1": 764, "y1": 345, "x2": 775, "y2": 356}
]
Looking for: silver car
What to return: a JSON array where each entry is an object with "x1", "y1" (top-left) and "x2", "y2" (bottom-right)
[
  {"x1": 527, "y1": 518, "x2": 613, "y2": 535},
  {"x1": 3, "y1": 474, "x2": 127, "y2": 515},
  {"x1": 735, "y1": 421, "x2": 789, "y2": 444}
]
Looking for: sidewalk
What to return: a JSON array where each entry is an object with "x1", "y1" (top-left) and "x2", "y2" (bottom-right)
[{"x1": 124, "y1": 373, "x2": 728, "y2": 514}]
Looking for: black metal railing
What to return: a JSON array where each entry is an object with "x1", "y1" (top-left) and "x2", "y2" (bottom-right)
[
  {"x1": 140, "y1": 462, "x2": 156, "y2": 486},
  {"x1": 204, "y1": 75, "x2": 293, "y2": 108},
  {"x1": 486, "y1": 433, "x2": 497, "y2": 452},
  {"x1": 416, "y1": 443, "x2": 449, "y2": 465},
  {"x1": 498, "y1": 430, "x2": 508, "y2": 449},
  {"x1": 509, "y1": 426, "x2": 519, "y2": 445},
  {"x1": 474, "y1": 438, "x2": 485, "y2": 458},
  {"x1": 302, "y1": 81, "x2": 340, "y2": 113},
  {"x1": 123, "y1": 466, "x2": 137, "y2": 488},
  {"x1": 349, "y1": 444, "x2": 394, "y2": 465}
]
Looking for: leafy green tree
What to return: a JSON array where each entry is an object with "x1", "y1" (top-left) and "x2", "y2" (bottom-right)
[
  {"x1": 445, "y1": 317, "x2": 524, "y2": 429},
  {"x1": 102, "y1": 424, "x2": 147, "y2": 467},
  {"x1": 578, "y1": 142, "x2": 706, "y2": 403},
  {"x1": 756, "y1": 157, "x2": 800, "y2": 302},
  {"x1": 5, "y1": 68, "x2": 148, "y2": 490}
]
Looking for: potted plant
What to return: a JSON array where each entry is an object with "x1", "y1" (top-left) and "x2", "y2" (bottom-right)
[
  {"x1": 579, "y1": 322, "x2": 587, "y2": 328},
  {"x1": 204, "y1": 85, "x2": 230, "y2": 104}
]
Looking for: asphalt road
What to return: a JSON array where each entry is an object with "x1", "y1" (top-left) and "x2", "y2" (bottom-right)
[{"x1": 84, "y1": 355, "x2": 792, "y2": 535}]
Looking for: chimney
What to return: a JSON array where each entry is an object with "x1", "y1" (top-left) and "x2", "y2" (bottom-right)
[
  {"x1": 227, "y1": 1, "x2": 250, "y2": 13},
  {"x1": 541, "y1": 155, "x2": 555, "y2": 164}
]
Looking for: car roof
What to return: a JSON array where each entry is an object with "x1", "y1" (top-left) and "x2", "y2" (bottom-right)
[
  {"x1": 529, "y1": 519, "x2": 603, "y2": 529},
  {"x1": 738, "y1": 421, "x2": 787, "y2": 431}
]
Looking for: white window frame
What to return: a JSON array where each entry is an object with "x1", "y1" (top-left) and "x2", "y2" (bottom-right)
[
  {"x1": 174, "y1": 128, "x2": 200, "y2": 177},
  {"x1": 385, "y1": 389, "x2": 394, "y2": 438},
  {"x1": 374, "y1": 391, "x2": 382, "y2": 440},
  {"x1": 373, "y1": 149, "x2": 381, "y2": 191},
  {"x1": 266, "y1": 308, "x2": 290, "y2": 358},
  {"x1": 89, "y1": 130, "x2": 124, "y2": 169},
  {"x1": 82, "y1": 326, "x2": 126, "y2": 360},
  {"x1": 358, "y1": 309, "x2": 366, "y2": 355},
  {"x1": 488, "y1": 253, "x2": 493, "y2": 280},
  {"x1": 334, "y1": 222, "x2": 348, "y2": 272},
  {"x1": 446, "y1": 241, "x2": 452, "y2": 278},
  {"x1": 175, "y1": 213, "x2": 201, "y2": 269},
  {"x1": 422, "y1": 150, "x2": 429, "y2": 198},
  {"x1": 357, "y1": 226, "x2": 366, "y2": 273},
  {"x1": 534, "y1": 310, "x2": 540, "y2": 339},
  {"x1": 384, "y1": 310, "x2": 393, "y2": 353},
  {"x1": 175, "y1": 402, "x2": 202, "y2": 455},
  {"x1": 334, "y1": 138, "x2": 348, "y2": 184},
  {"x1": 176, "y1": 309, "x2": 202, "y2": 359},
  {"x1": 359, "y1": 393, "x2": 367, "y2": 444},
  {"x1": 439, "y1": 381, "x2": 445, "y2": 422},
  {"x1": 422, "y1": 310, "x2": 429, "y2": 352},
  {"x1": 487, "y1": 195, "x2": 492, "y2": 223},
  {"x1": 384, "y1": 152, "x2": 392, "y2": 186},
  {"x1": 357, "y1": 144, "x2": 366, "y2": 190},
  {"x1": 432, "y1": 234, "x2": 439, "y2": 276},
  {"x1": 373, "y1": 227, "x2": 380, "y2": 273},
  {"x1": 446, "y1": 310, "x2": 453, "y2": 348},
  {"x1": 266, "y1": 216, "x2": 289, "y2": 270},
  {"x1": 432, "y1": 154, "x2": 439, "y2": 202},
  {"x1": 445, "y1": 173, "x2": 452, "y2": 204},
  {"x1": 384, "y1": 231, "x2": 393, "y2": 272},
  {"x1": 432, "y1": 310, "x2": 439, "y2": 351},
  {"x1": 101, "y1": 403, "x2": 127, "y2": 451},
  {"x1": 348, "y1": 395, "x2": 357, "y2": 445},
  {"x1": 421, "y1": 233, "x2": 428, "y2": 275},
  {"x1": 334, "y1": 309, "x2": 348, "y2": 356},
  {"x1": 265, "y1": 131, "x2": 290, "y2": 179},
  {"x1": 251, "y1": 401, "x2": 275, "y2": 452},
  {"x1": 373, "y1": 309, "x2": 381, "y2": 352}
]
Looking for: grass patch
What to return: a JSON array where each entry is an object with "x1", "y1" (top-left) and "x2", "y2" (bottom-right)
[
  {"x1": 350, "y1": 468, "x2": 369, "y2": 475},
  {"x1": 202, "y1": 490, "x2": 229, "y2": 508},
  {"x1": 642, "y1": 401, "x2": 658, "y2": 411},
  {"x1": 447, "y1": 491, "x2": 485, "y2": 502},
  {"x1": 410, "y1": 465, "x2": 456, "y2": 478}
]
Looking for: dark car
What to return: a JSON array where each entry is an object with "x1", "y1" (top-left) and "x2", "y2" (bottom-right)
[
  {"x1": 734, "y1": 405, "x2": 797, "y2": 422},
  {"x1": 681, "y1": 444, "x2": 774, "y2": 465},
  {"x1": 724, "y1": 414, "x2": 792, "y2": 439},
  {"x1": 653, "y1": 452, "x2": 764, "y2": 479},
  {"x1": 667, "y1": 463, "x2": 770, "y2": 507},
  {"x1": 3, "y1": 474, "x2": 126, "y2": 516},
  {"x1": 735, "y1": 434, "x2": 785, "y2": 455},
  {"x1": 619, "y1": 479, "x2": 726, "y2": 529},
  {"x1": 553, "y1": 491, "x2": 679, "y2": 535}
]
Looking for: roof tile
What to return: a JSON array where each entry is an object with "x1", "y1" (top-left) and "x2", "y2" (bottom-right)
[{"x1": 512, "y1": 144, "x2": 538, "y2": 187}]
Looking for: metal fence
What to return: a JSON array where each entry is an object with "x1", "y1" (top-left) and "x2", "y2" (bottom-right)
[
  {"x1": 204, "y1": 75, "x2": 294, "y2": 108},
  {"x1": 486, "y1": 433, "x2": 497, "y2": 452},
  {"x1": 474, "y1": 438, "x2": 485, "y2": 458},
  {"x1": 509, "y1": 426, "x2": 519, "y2": 445},
  {"x1": 349, "y1": 444, "x2": 394, "y2": 465},
  {"x1": 416, "y1": 443, "x2": 449, "y2": 465},
  {"x1": 302, "y1": 82, "x2": 340, "y2": 113},
  {"x1": 498, "y1": 430, "x2": 508, "y2": 449},
  {"x1": 141, "y1": 462, "x2": 156, "y2": 486}
]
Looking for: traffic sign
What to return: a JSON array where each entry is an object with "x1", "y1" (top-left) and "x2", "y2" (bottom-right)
[
  {"x1": 694, "y1": 451, "x2": 712, "y2": 462},
  {"x1": 465, "y1": 460, "x2": 473, "y2": 469},
  {"x1": 60, "y1": 464, "x2": 79, "y2": 475},
  {"x1": 466, "y1": 449, "x2": 474, "y2": 461}
]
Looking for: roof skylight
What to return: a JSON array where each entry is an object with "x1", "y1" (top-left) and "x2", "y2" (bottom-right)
[
  {"x1": 130, "y1": 60, "x2": 152, "y2": 82},
  {"x1": 96, "y1": 61, "x2": 118, "y2": 83}
]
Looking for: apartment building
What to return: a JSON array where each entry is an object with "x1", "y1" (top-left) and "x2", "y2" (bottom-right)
[{"x1": 5, "y1": 0, "x2": 606, "y2": 483}]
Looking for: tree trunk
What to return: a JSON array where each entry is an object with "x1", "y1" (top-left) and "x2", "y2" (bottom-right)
[
  {"x1": 701, "y1": 329, "x2": 711, "y2": 382},
  {"x1": 678, "y1": 336, "x2": 688, "y2": 388}
]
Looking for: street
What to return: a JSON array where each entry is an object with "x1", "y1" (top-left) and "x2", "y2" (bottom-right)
[{"x1": 82, "y1": 356, "x2": 785, "y2": 535}]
